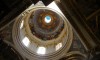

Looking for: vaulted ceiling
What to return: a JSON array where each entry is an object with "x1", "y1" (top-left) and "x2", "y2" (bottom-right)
[{"x1": 0, "y1": 0, "x2": 100, "y2": 60}]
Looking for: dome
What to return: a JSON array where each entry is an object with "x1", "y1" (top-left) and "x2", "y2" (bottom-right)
[
  {"x1": 29, "y1": 9, "x2": 64, "y2": 40},
  {"x1": 12, "y1": 6, "x2": 73, "y2": 60}
]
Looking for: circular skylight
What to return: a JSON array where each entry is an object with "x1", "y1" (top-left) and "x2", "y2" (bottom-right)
[{"x1": 44, "y1": 16, "x2": 51, "y2": 23}]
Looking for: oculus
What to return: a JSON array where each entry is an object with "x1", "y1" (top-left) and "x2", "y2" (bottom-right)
[
  {"x1": 44, "y1": 16, "x2": 51, "y2": 23},
  {"x1": 29, "y1": 9, "x2": 64, "y2": 40}
]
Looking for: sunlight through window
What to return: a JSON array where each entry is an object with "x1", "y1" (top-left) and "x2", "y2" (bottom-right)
[
  {"x1": 56, "y1": 43, "x2": 62, "y2": 51},
  {"x1": 37, "y1": 47, "x2": 46, "y2": 55},
  {"x1": 22, "y1": 37, "x2": 30, "y2": 47},
  {"x1": 20, "y1": 20, "x2": 24, "y2": 29}
]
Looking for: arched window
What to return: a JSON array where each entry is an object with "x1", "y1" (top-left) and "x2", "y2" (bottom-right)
[
  {"x1": 22, "y1": 37, "x2": 30, "y2": 47},
  {"x1": 56, "y1": 43, "x2": 62, "y2": 51},
  {"x1": 20, "y1": 20, "x2": 24, "y2": 29},
  {"x1": 37, "y1": 46, "x2": 46, "y2": 55}
]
